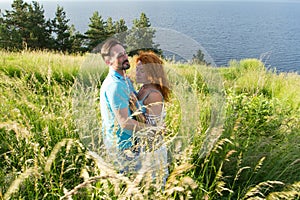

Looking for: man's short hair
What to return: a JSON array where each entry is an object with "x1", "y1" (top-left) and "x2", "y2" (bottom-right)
[{"x1": 100, "y1": 38, "x2": 122, "y2": 61}]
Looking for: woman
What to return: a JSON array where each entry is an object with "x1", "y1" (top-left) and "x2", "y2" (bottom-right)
[{"x1": 130, "y1": 51, "x2": 171, "y2": 186}]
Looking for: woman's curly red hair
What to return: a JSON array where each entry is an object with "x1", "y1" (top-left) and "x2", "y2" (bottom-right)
[{"x1": 134, "y1": 51, "x2": 171, "y2": 102}]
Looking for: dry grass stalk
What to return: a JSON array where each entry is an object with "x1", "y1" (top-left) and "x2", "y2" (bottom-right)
[
  {"x1": 0, "y1": 122, "x2": 31, "y2": 140},
  {"x1": 60, "y1": 175, "x2": 117, "y2": 200},
  {"x1": 3, "y1": 167, "x2": 39, "y2": 200},
  {"x1": 243, "y1": 181, "x2": 284, "y2": 199},
  {"x1": 198, "y1": 126, "x2": 225, "y2": 158},
  {"x1": 267, "y1": 181, "x2": 300, "y2": 199},
  {"x1": 87, "y1": 151, "x2": 144, "y2": 198},
  {"x1": 45, "y1": 139, "x2": 69, "y2": 172}
]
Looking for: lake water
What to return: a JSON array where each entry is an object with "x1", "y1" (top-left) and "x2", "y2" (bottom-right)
[{"x1": 1, "y1": 1, "x2": 300, "y2": 73}]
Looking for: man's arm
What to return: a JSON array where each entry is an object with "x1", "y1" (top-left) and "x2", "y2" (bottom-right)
[
  {"x1": 115, "y1": 107, "x2": 150, "y2": 131},
  {"x1": 108, "y1": 81, "x2": 149, "y2": 131}
]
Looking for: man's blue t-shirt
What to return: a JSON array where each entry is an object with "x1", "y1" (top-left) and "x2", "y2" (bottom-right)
[{"x1": 100, "y1": 68, "x2": 135, "y2": 150}]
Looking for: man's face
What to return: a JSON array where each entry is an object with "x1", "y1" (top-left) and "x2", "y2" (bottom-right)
[{"x1": 109, "y1": 44, "x2": 130, "y2": 70}]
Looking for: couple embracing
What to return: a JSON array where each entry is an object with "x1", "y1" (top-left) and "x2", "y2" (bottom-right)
[{"x1": 99, "y1": 39, "x2": 170, "y2": 183}]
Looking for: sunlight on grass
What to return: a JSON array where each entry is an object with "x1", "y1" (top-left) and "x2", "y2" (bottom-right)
[{"x1": 0, "y1": 51, "x2": 299, "y2": 199}]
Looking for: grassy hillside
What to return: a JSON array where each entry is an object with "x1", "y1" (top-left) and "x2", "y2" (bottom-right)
[{"x1": 1, "y1": 50, "x2": 299, "y2": 199}]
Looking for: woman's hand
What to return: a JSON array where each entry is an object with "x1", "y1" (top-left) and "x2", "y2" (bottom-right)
[
  {"x1": 129, "y1": 92, "x2": 146, "y2": 123},
  {"x1": 129, "y1": 92, "x2": 138, "y2": 111}
]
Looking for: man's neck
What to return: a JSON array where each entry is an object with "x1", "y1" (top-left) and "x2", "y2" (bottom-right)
[{"x1": 111, "y1": 66, "x2": 125, "y2": 77}]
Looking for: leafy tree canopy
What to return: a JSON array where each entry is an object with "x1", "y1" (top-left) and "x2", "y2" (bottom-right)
[
  {"x1": 0, "y1": 1, "x2": 159, "y2": 55},
  {"x1": 125, "y1": 12, "x2": 161, "y2": 56}
]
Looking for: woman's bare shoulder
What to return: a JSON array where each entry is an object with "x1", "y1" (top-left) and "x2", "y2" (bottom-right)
[{"x1": 144, "y1": 90, "x2": 163, "y2": 105}]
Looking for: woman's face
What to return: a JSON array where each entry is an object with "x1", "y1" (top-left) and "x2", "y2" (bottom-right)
[{"x1": 136, "y1": 61, "x2": 148, "y2": 84}]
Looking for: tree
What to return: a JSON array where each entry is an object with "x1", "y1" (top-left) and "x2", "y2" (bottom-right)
[
  {"x1": 27, "y1": 1, "x2": 52, "y2": 49},
  {"x1": 51, "y1": 6, "x2": 73, "y2": 52},
  {"x1": 3, "y1": 0, "x2": 29, "y2": 49},
  {"x1": 3, "y1": 0, "x2": 51, "y2": 50},
  {"x1": 133, "y1": 12, "x2": 151, "y2": 28},
  {"x1": 125, "y1": 12, "x2": 160, "y2": 56},
  {"x1": 0, "y1": 10, "x2": 20, "y2": 49},
  {"x1": 68, "y1": 24, "x2": 86, "y2": 53},
  {"x1": 115, "y1": 18, "x2": 128, "y2": 34},
  {"x1": 105, "y1": 17, "x2": 115, "y2": 38},
  {"x1": 84, "y1": 11, "x2": 107, "y2": 51},
  {"x1": 192, "y1": 49, "x2": 210, "y2": 65},
  {"x1": 111, "y1": 18, "x2": 128, "y2": 45}
]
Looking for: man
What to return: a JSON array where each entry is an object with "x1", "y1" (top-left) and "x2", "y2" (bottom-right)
[{"x1": 100, "y1": 39, "x2": 148, "y2": 155}]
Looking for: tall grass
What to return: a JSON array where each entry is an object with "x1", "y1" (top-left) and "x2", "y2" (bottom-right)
[{"x1": 1, "y1": 51, "x2": 299, "y2": 199}]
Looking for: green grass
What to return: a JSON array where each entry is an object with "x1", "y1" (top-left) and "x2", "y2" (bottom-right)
[{"x1": 0, "y1": 51, "x2": 299, "y2": 199}]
